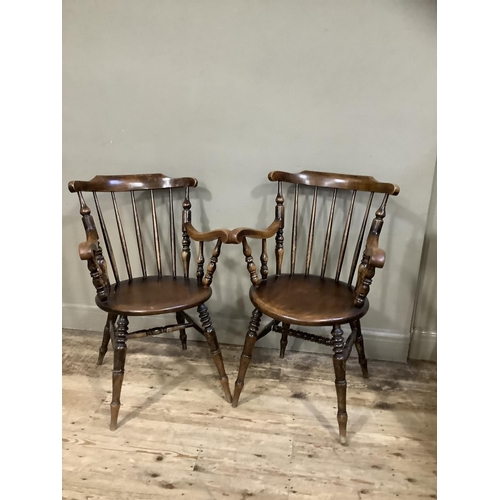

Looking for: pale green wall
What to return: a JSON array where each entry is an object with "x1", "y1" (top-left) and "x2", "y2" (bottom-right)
[
  {"x1": 409, "y1": 164, "x2": 437, "y2": 360},
  {"x1": 62, "y1": 0, "x2": 437, "y2": 361}
]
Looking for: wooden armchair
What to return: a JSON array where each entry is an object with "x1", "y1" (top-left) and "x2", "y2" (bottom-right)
[
  {"x1": 227, "y1": 170, "x2": 399, "y2": 444},
  {"x1": 68, "y1": 173, "x2": 233, "y2": 430}
]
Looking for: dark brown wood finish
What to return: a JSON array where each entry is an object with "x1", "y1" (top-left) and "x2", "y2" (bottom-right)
[
  {"x1": 68, "y1": 173, "x2": 232, "y2": 430},
  {"x1": 227, "y1": 170, "x2": 399, "y2": 445}
]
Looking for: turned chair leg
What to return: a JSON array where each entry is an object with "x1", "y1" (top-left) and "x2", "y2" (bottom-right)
[
  {"x1": 197, "y1": 304, "x2": 232, "y2": 404},
  {"x1": 332, "y1": 325, "x2": 348, "y2": 444},
  {"x1": 233, "y1": 308, "x2": 262, "y2": 407},
  {"x1": 110, "y1": 315, "x2": 128, "y2": 431},
  {"x1": 352, "y1": 319, "x2": 369, "y2": 379},
  {"x1": 176, "y1": 312, "x2": 188, "y2": 350},
  {"x1": 279, "y1": 323, "x2": 290, "y2": 359},
  {"x1": 97, "y1": 313, "x2": 117, "y2": 365}
]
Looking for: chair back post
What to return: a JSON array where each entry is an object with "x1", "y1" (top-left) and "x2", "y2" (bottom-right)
[
  {"x1": 182, "y1": 186, "x2": 192, "y2": 279},
  {"x1": 274, "y1": 181, "x2": 285, "y2": 276}
]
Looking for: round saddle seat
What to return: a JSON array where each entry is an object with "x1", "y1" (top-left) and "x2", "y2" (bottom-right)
[
  {"x1": 96, "y1": 276, "x2": 212, "y2": 316},
  {"x1": 249, "y1": 274, "x2": 369, "y2": 326}
]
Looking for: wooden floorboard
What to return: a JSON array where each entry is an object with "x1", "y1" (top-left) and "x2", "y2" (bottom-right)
[{"x1": 62, "y1": 328, "x2": 437, "y2": 500}]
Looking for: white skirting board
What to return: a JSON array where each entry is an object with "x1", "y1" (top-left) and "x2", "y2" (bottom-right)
[
  {"x1": 62, "y1": 304, "x2": 435, "y2": 363},
  {"x1": 408, "y1": 329, "x2": 437, "y2": 362}
]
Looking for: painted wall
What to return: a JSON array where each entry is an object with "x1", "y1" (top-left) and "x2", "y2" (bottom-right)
[
  {"x1": 63, "y1": 0, "x2": 436, "y2": 361},
  {"x1": 409, "y1": 164, "x2": 437, "y2": 360}
]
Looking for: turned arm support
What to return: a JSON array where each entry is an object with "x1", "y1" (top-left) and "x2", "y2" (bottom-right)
[
  {"x1": 72, "y1": 191, "x2": 110, "y2": 302},
  {"x1": 183, "y1": 219, "x2": 234, "y2": 287},
  {"x1": 353, "y1": 196, "x2": 389, "y2": 308}
]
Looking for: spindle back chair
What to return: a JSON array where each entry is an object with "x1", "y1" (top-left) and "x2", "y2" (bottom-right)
[
  {"x1": 68, "y1": 173, "x2": 232, "y2": 430},
  {"x1": 229, "y1": 170, "x2": 400, "y2": 444}
]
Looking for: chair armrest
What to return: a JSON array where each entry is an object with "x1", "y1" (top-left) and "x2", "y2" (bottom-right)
[
  {"x1": 185, "y1": 219, "x2": 281, "y2": 244},
  {"x1": 78, "y1": 238, "x2": 99, "y2": 261},
  {"x1": 223, "y1": 219, "x2": 281, "y2": 244},
  {"x1": 76, "y1": 225, "x2": 110, "y2": 302},
  {"x1": 365, "y1": 245, "x2": 386, "y2": 269},
  {"x1": 214, "y1": 220, "x2": 281, "y2": 286},
  {"x1": 184, "y1": 221, "x2": 231, "y2": 243},
  {"x1": 353, "y1": 240, "x2": 386, "y2": 308}
]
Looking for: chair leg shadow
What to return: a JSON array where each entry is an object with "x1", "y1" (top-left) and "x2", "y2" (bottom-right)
[
  {"x1": 115, "y1": 368, "x2": 188, "y2": 429},
  {"x1": 302, "y1": 398, "x2": 370, "y2": 444}
]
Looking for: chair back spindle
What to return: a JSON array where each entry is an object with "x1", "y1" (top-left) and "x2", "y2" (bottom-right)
[
  {"x1": 320, "y1": 188, "x2": 337, "y2": 278},
  {"x1": 347, "y1": 192, "x2": 373, "y2": 286},
  {"x1": 334, "y1": 190, "x2": 356, "y2": 282},
  {"x1": 111, "y1": 192, "x2": 133, "y2": 280},
  {"x1": 290, "y1": 184, "x2": 299, "y2": 275},
  {"x1": 150, "y1": 190, "x2": 162, "y2": 277},
  {"x1": 304, "y1": 186, "x2": 318, "y2": 276},
  {"x1": 130, "y1": 191, "x2": 147, "y2": 278},
  {"x1": 93, "y1": 192, "x2": 120, "y2": 283},
  {"x1": 169, "y1": 188, "x2": 177, "y2": 278}
]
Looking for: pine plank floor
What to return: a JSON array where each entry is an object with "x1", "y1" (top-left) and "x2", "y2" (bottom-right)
[{"x1": 62, "y1": 328, "x2": 437, "y2": 500}]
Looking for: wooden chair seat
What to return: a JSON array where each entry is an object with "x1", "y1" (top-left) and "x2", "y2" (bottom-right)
[
  {"x1": 96, "y1": 276, "x2": 212, "y2": 316},
  {"x1": 249, "y1": 274, "x2": 369, "y2": 326}
]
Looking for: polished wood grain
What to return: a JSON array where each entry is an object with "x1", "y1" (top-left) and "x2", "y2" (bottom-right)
[
  {"x1": 184, "y1": 219, "x2": 281, "y2": 244},
  {"x1": 97, "y1": 277, "x2": 212, "y2": 316},
  {"x1": 68, "y1": 173, "x2": 232, "y2": 430},
  {"x1": 228, "y1": 170, "x2": 400, "y2": 445},
  {"x1": 268, "y1": 170, "x2": 400, "y2": 194},
  {"x1": 63, "y1": 328, "x2": 436, "y2": 500},
  {"x1": 250, "y1": 274, "x2": 369, "y2": 326},
  {"x1": 68, "y1": 173, "x2": 198, "y2": 193}
]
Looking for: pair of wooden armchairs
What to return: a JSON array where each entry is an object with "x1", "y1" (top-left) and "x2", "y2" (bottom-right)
[{"x1": 68, "y1": 170, "x2": 399, "y2": 444}]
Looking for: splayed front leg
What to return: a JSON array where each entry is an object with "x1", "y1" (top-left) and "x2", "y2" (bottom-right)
[
  {"x1": 332, "y1": 324, "x2": 348, "y2": 445},
  {"x1": 110, "y1": 315, "x2": 128, "y2": 431},
  {"x1": 197, "y1": 304, "x2": 232, "y2": 404},
  {"x1": 233, "y1": 308, "x2": 262, "y2": 407}
]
